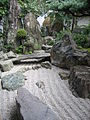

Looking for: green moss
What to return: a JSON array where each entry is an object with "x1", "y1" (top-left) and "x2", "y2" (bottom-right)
[
  {"x1": 81, "y1": 48, "x2": 90, "y2": 53},
  {"x1": 17, "y1": 29, "x2": 27, "y2": 40}
]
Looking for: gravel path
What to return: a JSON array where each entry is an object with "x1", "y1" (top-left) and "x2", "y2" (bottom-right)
[{"x1": 0, "y1": 64, "x2": 90, "y2": 120}]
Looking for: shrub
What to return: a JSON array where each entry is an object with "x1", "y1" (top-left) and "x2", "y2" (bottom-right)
[
  {"x1": 73, "y1": 33, "x2": 88, "y2": 48},
  {"x1": 16, "y1": 29, "x2": 27, "y2": 40},
  {"x1": 16, "y1": 45, "x2": 23, "y2": 54}
]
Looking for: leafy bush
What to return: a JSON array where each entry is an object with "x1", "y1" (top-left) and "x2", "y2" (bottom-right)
[
  {"x1": 16, "y1": 45, "x2": 23, "y2": 54},
  {"x1": 73, "y1": 33, "x2": 88, "y2": 48},
  {"x1": 4, "y1": 43, "x2": 14, "y2": 52},
  {"x1": 16, "y1": 29, "x2": 27, "y2": 40}
]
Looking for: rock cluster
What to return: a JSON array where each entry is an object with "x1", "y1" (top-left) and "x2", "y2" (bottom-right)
[
  {"x1": 69, "y1": 66, "x2": 90, "y2": 98},
  {"x1": 51, "y1": 33, "x2": 90, "y2": 69}
]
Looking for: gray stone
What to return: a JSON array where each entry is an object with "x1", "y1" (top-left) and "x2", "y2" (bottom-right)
[
  {"x1": 0, "y1": 60, "x2": 14, "y2": 72},
  {"x1": 0, "y1": 70, "x2": 1, "y2": 79},
  {"x1": 16, "y1": 87, "x2": 59, "y2": 120},
  {"x1": 59, "y1": 71, "x2": 70, "y2": 80},
  {"x1": 1, "y1": 72, "x2": 25, "y2": 91},
  {"x1": 42, "y1": 44, "x2": 52, "y2": 52},
  {"x1": 69, "y1": 65, "x2": 90, "y2": 99},
  {"x1": 24, "y1": 12, "x2": 42, "y2": 50},
  {"x1": 51, "y1": 33, "x2": 90, "y2": 69},
  {"x1": 41, "y1": 61, "x2": 52, "y2": 69},
  {"x1": 0, "y1": 51, "x2": 8, "y2": 60},
  {"x1": 7, "y1": 51, "x2": 16, "y2": 58}
]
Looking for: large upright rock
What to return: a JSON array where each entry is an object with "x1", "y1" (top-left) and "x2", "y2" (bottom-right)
[
  {"x1": 69, "y1": 65, "x2": 90, "y2": 99},
  {"x1": 24, "y1": 13, "x2": 42, "y2": 49},
  {"x1": 16, "y1": 87, "x2": 59, "y2": 120},
  {"x1": 51, "y1": 33, "x2": 90, "y2": 69},
  {"x1": 7, "y1": 0, "x2": 20, "y2": 47}
]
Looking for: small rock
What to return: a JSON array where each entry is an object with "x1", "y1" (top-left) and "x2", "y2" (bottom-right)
[
  {"x1": 0, "y1": 51, "x2": 8, "y2": 60},
  {"x1": 32, "y1": 65, "x2": 41, "y2": 70},
  {"x1": 36, "y1": 81, "x2": 45, "y2": 89},
  {"x1": 0, "y1": 60, "x2": 14, "y2": 72},
  {"x1": 7, "y1": 51, "x2": 16, "y2": 58},
  {"x1": 16, "y1": 87, "x2": 59, "y2": 120},
  {"x1": 1, "y1": 72, "x2": 25, "y2": 91},
  {"x1": 59, "y1": 72, "x2": 69, "y2": 80},
  {"x1": 41, "y1": 61, "x2": 52, "y2": 69},
  {"x1": 42, "y1": 44, "x2": 52, "y2": 53}
]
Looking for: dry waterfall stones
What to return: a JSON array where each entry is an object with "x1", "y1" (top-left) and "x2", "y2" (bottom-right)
[
  {"x1": 69, "y1": 65, "x2": 90, "y2": 99},
  {"x1": 1, "y1": 72, "x2": 25, "y2": 91},
  {"x1": 0, "y1": 60, "x2": 14, "y2": 72},
  {"x1": 16, "y1": 87, "x2": 59, "y2": 120}
]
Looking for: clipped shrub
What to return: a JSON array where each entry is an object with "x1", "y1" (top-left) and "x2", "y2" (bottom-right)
[{"x1": 16, "y1": 29, "x2": 27, "y2": 40}]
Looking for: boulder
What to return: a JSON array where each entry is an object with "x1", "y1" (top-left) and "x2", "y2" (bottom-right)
[
  {"x1": 41, "y1": 61, "x2": 52, "y2": 69},
  {"x1": 51, "y1": 33, "x2": 90, "y2": 69},
  {"x1": 0, "y1": 51, "x2": 8, "y2": 60},
  {"x1": 24, "y1": 12, "x2": 42, "y2": 49},
  {"x1": 6, "y1": 51, "x2": 16, "y2": 58},
  {"x1": 1, "y1": 72, "x2": 25, "y2": 91},
  {"x1": 16, "y1": 87, "x2": 59, "y2": 120},
  {"x1": 69, "y1": 65, "x2": 90, "y2": 99},
  {"x1": 0, "y1": 60, "x2": 14, "y2": 72}
]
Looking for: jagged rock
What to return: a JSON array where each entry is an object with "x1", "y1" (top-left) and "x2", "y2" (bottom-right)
[
  {"x1": 59, "y1": 71, "x2": 70, "y2": 80},
  {"x1": 69, "y1": 65, "x2": 90, "y2": 99},
  {"x1": 0, "y1": 51, "x2": 8, "y2": 60},
  {"x1": 0, "y1": 60, "x2": 14, "y2": 72},
  {"x1": 6, "y1": 51, "x2": 16, "y2": 58},
  {"x1": 16, "y1": 87, "x2": 59, "y2": 120},
  {"x1": 24, "y1": 12, "x2": 42, "y2": 50},
  {"x1": 41, "y1": 61, "x2": 52, "y2": 69},
  {"x1": 43, "y1": 36, "x2": 55, "y2": 45},
  {"x1": 51, "y1": 33, "x2": 90, "y2": 69},
  {"x1": 1, "y1": 72, "x2": 25, "y2": 91},
  {"x1": 42, "y1": 44, "x2": 52, "y2": 53}
]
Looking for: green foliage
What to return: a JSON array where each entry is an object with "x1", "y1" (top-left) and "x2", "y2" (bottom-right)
[
  {"x1": 48, "y1": 40, "x2": 55, "y2": 46},
  {"x1": 25, "y1": 51, "x2": 32, "y2": 54},
  {"x1": 18, "y1": 0, "x2": 47, "y2": 16},
  {"x1": 34, "y1": 43, "x2": 41, "y2": 50},
  {"x1": 0, "y1": 0, "x2": 9, "y2": 17},
  {"x1": 4, "y1": 43, "x2": 13, "y2": 52},
  {"x1": 17, "y1": 29, "x2": 27, "y2": 40},
  {"x1": 46, "y1": 0, "x2": 89, "y2": 16},
  {"x1": 73, "y1": 34, "x2": 88, "y2": 47},
  {"x1": 16, "y1": 45, "x2": 23, "y2": 54}
]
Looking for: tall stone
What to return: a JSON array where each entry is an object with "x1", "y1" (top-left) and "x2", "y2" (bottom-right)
[
  {"x1": 7, "y1": 0, "x2": 20, "y2": 47},
  {"x1": 24, "y1": 13, "x2": 42, "y2": 50}
]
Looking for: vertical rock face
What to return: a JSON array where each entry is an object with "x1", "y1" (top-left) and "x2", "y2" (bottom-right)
[
  {"x1": 7, "y1": 0, "x2": 20, "y2": 46},
  {"x1": 69, "y1": 65, "x2": 90, "y2": 98},
  {"x1": 24, "y1": 13, "x2": 42, "y2": 49},
  {"x1": 51, "y1": 33, "x2": 90, "y2": 69}
]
